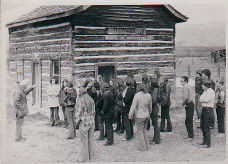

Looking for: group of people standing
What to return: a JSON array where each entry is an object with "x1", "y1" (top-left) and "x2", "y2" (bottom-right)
[
  {"x1": 13, "y1": 68, "x2": 225, "y2": 162},
  {"x1": 181, "y1": 69, "x2": 225, "y2": 148}
]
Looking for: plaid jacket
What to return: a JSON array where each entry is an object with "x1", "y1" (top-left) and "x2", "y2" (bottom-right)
[{"x1": 75, "y1": 93, "x2": 95, "y2": 130}]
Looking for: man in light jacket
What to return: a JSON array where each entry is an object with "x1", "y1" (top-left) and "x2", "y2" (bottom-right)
[
  {"x1": 181, "y1": 76, "x2": 195, "y2": 139},
  {"x1": 14, "y1": 80, "x2": 35, "y2": 142}
]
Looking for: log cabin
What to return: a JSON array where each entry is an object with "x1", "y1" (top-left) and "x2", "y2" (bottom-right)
[{"x1": 7, "y1": 5, "x2": 188, "y2": 108}]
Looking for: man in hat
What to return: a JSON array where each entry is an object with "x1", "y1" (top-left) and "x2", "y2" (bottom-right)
[
  {"x1": 14, "y1": 80, "x2": 35, "y2": 142},
  {"x1": 100, "y1": 83, "x2": 115, "y2": 146},
  {"x1": 195, "y1": 70, "x2": 204, "y2": 121},
  {"x1": 199, "y1": 80, "x2": 216, "y2": 148}
]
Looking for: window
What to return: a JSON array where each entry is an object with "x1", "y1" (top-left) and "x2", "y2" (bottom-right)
[{"x1": 51, "y1": 60, "x2": 60, "y2": 84}]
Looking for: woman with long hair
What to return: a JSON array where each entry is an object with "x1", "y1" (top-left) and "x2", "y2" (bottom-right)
[
  {"x1": 129, "y1": 83, "x2": 152, "y2": 151},
  {"x1": 47, "y1": 78, "x2": 60, "y2": 126},
  {"x1": 75, "y1": 87, "x2": 95, "y2": 162}
]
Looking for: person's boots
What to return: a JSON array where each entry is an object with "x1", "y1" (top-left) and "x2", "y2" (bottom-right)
[
  {"x1": 104, "y1": 129, "x2": 113, "y2": 146},
  {"x1": 97, "y1": 124, "x2": 105, "y2": 140}
]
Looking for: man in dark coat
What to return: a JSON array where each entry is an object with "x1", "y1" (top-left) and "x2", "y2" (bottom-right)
[
  {"x1": 149, "y1": 77, "x2": 161, "y2": 144},
  {"x1": 195, "y1": 70, "x2": 204, "y2": 121},
  {"x1": 159, "y1": 77, "x2": 172, "y2": 132},
  {"x1": 122, "y1": 78, "x2": 136, "y2": 141},
  {"x1": 101, "y1": 83, "x2": 115, "y2": 146}
]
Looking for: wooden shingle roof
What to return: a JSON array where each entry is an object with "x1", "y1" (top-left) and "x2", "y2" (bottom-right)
[{"x1": 7, "y1": 5, "x2": 188, "y2": 28}]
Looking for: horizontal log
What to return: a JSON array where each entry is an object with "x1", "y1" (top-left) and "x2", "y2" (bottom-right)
[
  {"x1": 75, "y1": 53, "x2": 174, "y2": 64},
  {"x1": 73, "y1": 35, "x2": 173, "y2": 41},
  {"x1": 10, "y1": 22, "x2": 71, "y2": 37},
  {"x1": 74, "y1": 46, "x2": 173, "y2": 52},
  {"x1": 10, "y1": 44, "x2": 71, "y2": 54},
  {"x1": 10, "y1": 52, "x2": 71, "y2": 60},
  {"x1": 10, "y1": 38, "x2": 71, "y2": 48},
  {"x1": 73, "y1": 48, "x2": 173, "y2": 57},
  {"x1": 73, "y1": 41, "x2": 173, "y2": 48},
  {"x1": 10, "y1": 32, "x2": 71, "y2": 43},
  {"x1": 74, "y1": 60, "x2": 174, "y2": 71}
]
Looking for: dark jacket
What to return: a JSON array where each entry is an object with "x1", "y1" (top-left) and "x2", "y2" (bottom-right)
[
  {"x1": 195, "y1": 77, "x2": 204, "y2": 95},
  {"x1": 159, "y1": 81, "x2": 171, "y2": 106},
  {"x1": 58, "y1": 88, "x2": 67, "y2": 107},
  {"x1": 95, "y1": 90, "x2": 104, "y2": 115},
  {"x1": 101, "y1": 90, "x2": 115, "y2": 118},
  {"x1": 64, "y1": 88, "x2": 77, "y2": 107},
  {"x1": 123, "y1": 87, "x2": 135, "y2": 113}
]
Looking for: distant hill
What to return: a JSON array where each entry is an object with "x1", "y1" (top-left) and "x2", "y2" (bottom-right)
[{"x1": 175, "y1": 21, "x2": 226, "y2": 48}]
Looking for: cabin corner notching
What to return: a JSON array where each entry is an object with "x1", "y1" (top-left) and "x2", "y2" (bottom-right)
[{"x1": 7, "y1": 5, "x2": 188, "y2": 108}]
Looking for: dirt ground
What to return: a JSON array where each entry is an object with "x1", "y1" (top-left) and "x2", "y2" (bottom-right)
[{"x1": 2, "y1": 106, "x2": 227, "y2": 163}]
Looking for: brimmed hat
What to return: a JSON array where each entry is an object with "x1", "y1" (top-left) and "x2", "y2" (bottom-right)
[{"x1": 20, "y1": 79, "x2": 29, "y2": 87}]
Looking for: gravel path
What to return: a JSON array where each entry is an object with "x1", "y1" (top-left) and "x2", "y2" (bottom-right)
[{"x1": 2, "y1": 108, "x2": 226, "y2": 163}]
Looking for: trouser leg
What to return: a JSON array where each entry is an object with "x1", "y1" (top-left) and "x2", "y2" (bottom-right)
[
  {"x1": 160, "y1": 106, "x2": 166, "y2": 132},
  {"x1": 98, "y1": 115, "x2": 104, "y2": 139},
  {"x1": 105, "y1": 118, "x2": 113, "y2": 144},
  {"x1": 151, "y1": 103, "x2": 160, "y2": 142},
  {"x1": 95, "y1": 114, "x2": 99, "y2": 130},
  {"x1": 62, "y1": 107, "x2": 68, "y2": 126},
  {"x1": 115, "y1": 112, "x2": 121, "y2": 131},
  {"x1": 50, "y1": 107, "x2": 54, "y2": 125},
  {"x1": 185, "y1": 102, "x2": 194, "y2": 138},
  {"x1": 16, "y1": 116, "x2": 24, "y2": 140},
  {"x1": 54, "y1": 107, "x2": 60, "y2": 125},
  {"x1": 88, "y1": 126, "x2": 95, "y2": 160},
  {"x1": 80, "y1": 128, "x2": 89, "y2": 162},
  {"x1": 166, "y1": 106, "x2": 172, "y2": 131},
  {"x1": 217, "y1": 107, "x2": 225, "y2": 133},
  {"x1": 202, "y1": 108, "x2": 212, "y2": 146},
  {"x1": 135, "y1": 118, "x2": 149, "y2": 151},
  {"x1": 123, "y1": 113, "x2": 132, "y2": 139},
  {"x1": 66, "y1": 107, "x2": 76, "y2": 138}
]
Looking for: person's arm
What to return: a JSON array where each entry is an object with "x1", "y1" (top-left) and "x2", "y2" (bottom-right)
[
  {"x1": 152, "y1": 88, "x2": 158, "y2": 103},
  {"x1": 165, "y1": 83, "x2": 171, "y2": 101},
  {"x1": 24, "y1": 86, "x2": 34, "y2": 95},
  {"x1": 14, "y1": 91, "x2": 23, "y2": 111},
  {"x1": 182, "y1": 86, "x2": 188, "y2": 105},
  {"x1": 128, "y1": 94, "x2": 138, "y2": 119}
]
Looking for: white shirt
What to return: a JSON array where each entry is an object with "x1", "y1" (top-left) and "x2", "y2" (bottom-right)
[{"x1": 200, "y1": 88, "x2": 215, "y2": 108}]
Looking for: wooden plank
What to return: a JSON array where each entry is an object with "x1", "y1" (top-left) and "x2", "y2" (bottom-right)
[
  {"x1": 10, "y1": 38, "x2": 70, "y2": 47},
  {"x1": 73, "y1": 35, "x2": 173, "y2": 41},
  {"x1": 10, "y1": 44, "x2": 71, "y2": 54},
  {"x1": 73, "y1": 41, "x2": 173, "y2": 48},
  {"x1": 73, "y1": 48, "x2": 173, "y2": 57},
  {"x1": 75, "y1": 53, "x2": 174, "y2": 64},
  {"x1": 74, "y1": 60, "x2": 174, "y2": 71},
  {"x1": 74, "y1": 46, "x2": 173, "y2": 52},
  {"x1": 10, "y1": 32, "x2": 71, "y2": 43},
  {"x1": 10, "y1": 22, "x2": 71, "y2": 34}
]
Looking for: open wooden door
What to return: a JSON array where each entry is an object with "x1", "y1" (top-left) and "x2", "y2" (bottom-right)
[{"x1": 32, "y1": 62, "x2": 41, "y2": 107}]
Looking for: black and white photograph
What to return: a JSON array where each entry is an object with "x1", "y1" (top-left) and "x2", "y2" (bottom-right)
[{"x1": 0, "y1": 0, "x2": 227, "y2": 163}]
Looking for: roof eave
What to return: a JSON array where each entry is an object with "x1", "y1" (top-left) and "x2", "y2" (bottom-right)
[
  {"x1": 164, "y1": 4, "x2": 189, "y2": 23},
  {"x1": 6, "y1": 5, "x2": 90, "y2": 28}
]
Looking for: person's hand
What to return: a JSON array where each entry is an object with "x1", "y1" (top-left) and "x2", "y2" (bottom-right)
[
  {"x1": 32, "y1": 83, "x2": 36, "y2": 88},
  {"x1": 100, "y1": 111, "x2": 104, "y2": 115}
]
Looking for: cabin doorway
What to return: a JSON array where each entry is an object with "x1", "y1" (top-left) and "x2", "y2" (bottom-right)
[
  {"x1": 97, "y1": 65, "x2": 116, "y2": 83},
  {"x1": 32, "y1": 62, "x2": 41, "y2": 107}
]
